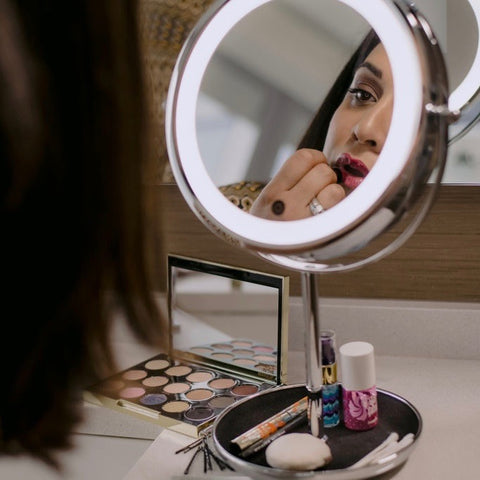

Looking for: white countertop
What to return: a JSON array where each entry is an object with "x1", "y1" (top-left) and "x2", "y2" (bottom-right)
[
  {"x1": 2, "y1": 352, "x2": 478, "y2": 480},
  {"x1": 1, "y1": 297, "x2": 480, "y2": 479}
]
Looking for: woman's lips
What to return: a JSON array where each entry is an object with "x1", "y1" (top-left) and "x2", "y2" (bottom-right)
[{"x1": 333, "y1": 153, "x2": 369, "y2": 190}]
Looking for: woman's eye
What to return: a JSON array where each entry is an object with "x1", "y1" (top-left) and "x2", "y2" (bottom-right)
[{"x1": 348, "y1": 88, "x2": 376, "y2": 104}]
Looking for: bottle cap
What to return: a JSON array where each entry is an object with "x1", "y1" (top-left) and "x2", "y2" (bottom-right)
[{"x1": 339, "y1": 341, "x2": 376, "y2": 391}]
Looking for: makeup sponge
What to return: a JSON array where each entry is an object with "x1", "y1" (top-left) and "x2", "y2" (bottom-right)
[{"x1": 265, "y1": 433, "x2": 332, "y2": 471}]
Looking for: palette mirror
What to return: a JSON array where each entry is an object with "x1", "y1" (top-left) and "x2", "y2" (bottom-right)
[{"x1": 168, "y1": 254, "x2": 289, "y2": 385}]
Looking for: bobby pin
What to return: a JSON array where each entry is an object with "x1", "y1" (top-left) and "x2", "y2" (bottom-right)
[
  {"x1": 178, "y1": 431, "x2": 234, "y2": 475},
  {"x1": 175, "y1": 428, "x2": 213, "y2": 454},
  {"x1": 183, "y1": 445, "x2": 203, "y2": 475},
  {"x1": 175, "y1": 437, "x2": 203, "y2": 455},
  {"x1": 204, "y1": 442, "x2": 234, "y2": 471}
]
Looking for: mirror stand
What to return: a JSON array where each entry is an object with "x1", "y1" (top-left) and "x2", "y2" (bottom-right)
[{"x1": 302, "y1": 272, "x2": 324, "y2": 438}]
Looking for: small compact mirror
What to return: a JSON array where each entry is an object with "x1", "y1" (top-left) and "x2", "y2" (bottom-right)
[{"x1": 168, "y1": 255, "x2": 289, "y2": 385}]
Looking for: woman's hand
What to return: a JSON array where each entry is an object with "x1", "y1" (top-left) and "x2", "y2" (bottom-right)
[{"x1": 250, "y1": 149, "x2": 346, "y2": 220}]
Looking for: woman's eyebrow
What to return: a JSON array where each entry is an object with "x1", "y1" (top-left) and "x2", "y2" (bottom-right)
[{"x1": 356, "y1": 62, "x2": 383, "y2": 79}]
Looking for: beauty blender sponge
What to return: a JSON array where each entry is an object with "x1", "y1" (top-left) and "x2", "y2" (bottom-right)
[{"x1": 265, "y1": 433, "x2": 332, "y2": 470}]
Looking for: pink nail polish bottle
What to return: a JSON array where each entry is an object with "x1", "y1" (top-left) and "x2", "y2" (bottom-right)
[{"x1": 339, "y1": 341, "x2": 378, "y2": 431}]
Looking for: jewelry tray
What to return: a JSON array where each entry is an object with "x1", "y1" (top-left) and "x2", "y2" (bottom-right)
[{"x1": 212, "y1": 384, "x2": 422, "y2": 479}]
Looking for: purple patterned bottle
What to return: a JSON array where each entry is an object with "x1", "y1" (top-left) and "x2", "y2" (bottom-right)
[
  {"x1": 339, "y1": 342, "x2": 378, "y2": 431},
  {"x1": 321, "y1": 330, "x2": 340, "y2": 428}
]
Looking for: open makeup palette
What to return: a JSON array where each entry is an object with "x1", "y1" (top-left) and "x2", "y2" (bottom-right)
[{"x1": 84, "y1": 255, "x2": 289, "y2": 437}]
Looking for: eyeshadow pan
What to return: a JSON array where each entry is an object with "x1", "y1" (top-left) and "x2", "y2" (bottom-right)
[
  {"x1": 186, "y1": 371, "x2": 214, "y2": 383},
  {"x1": 190, "y1": 347, "x2": 213, "y2": 355},
  {"x1": 119, "y1": 387, "x2": 146, "y2": 399},
  {"x1": 208, "y1": 378, "x2": 236, "y2": 390},
  {"x1": 253, "y1": 354, "x2": 276, "y2": 363},
  {"x1": 233, "y1": 358, "x2": 256, "y2": 366},
  {"x1": 185, "y1": 388, "x2": 214, "y2": 401},
  {"x1": 122, "y1": 369, "x2": 147, "y2": 381},
  {"x1": 140, "y1": 393, "x2": 168, "y2": 406},
  {"x1": 145, "y1": 359, "x2": 170, "y2": 371},
  {"x1": 211, "y1": 343, "x2": 234, "y2": 350},
  {"x1": 232, "y1": 384, "x2": 259, "y2": 396},
  {"x1": 184, "y1": 406, "x2": 215, "y2": 422},
  {"x1": 209, "y1": 395, "x2": 236, "y2": 409},
  {"x1": 162, "y1": 400, "x2": 190, "y2": 414},
  {"x1": 232, "y1": 349, "x2": 254, "y2": 356},
  {"x1": 163, "y1": 382, "x2": 190, "y2": 394},
  {"x1": 142, "y1": 375, "x2": 169, "y2": 387},
  {"x1": 253, "y1": 345, "x2": 274, "y2": 353},
  {"x1": 165, "y1": 365, "x2": 192, "y2": 377},
  {"x1": 256, "y1": 363, "x2": 276, "y2": 375}
]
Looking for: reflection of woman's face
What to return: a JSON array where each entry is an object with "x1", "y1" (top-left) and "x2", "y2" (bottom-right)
[{"x1": 323, "y1": 44, "x2": 393, "y2": 193}]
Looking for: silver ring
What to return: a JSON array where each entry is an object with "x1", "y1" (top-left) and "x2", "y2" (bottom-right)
[{"x1": 309, "y1": 198, "x2": 325, "y2": 216}]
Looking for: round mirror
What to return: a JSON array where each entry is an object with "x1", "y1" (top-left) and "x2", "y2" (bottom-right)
[{"x1": 166, "y1": 0, "x2": 455, "y2": 273}]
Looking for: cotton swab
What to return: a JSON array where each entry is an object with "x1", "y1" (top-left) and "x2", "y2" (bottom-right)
[
  {"x1": 373, "y1": 433, "x2": 415, "y2": 465},
  {"x1": 348, "y1": 432, "x2": 399, "y2": 469}
]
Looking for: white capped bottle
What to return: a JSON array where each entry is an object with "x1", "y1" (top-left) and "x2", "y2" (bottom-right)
[{"x1": 339, "y1": 341, "x2": 378, "y2": 431}]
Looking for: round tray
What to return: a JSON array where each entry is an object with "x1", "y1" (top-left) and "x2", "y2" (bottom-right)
[{"x1": 212, "y1": 384, "x2": 421, "y2": 479}]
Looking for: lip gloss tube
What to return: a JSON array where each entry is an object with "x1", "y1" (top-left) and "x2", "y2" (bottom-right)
[
  {"x1": 339, "y1": 341, "x2": 378, "y2": 431},
  {"x1": 321, "y1": 330, "x2": 340, "y2": 428}
]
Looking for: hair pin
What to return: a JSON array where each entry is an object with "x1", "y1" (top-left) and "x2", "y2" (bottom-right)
[{"x1": 175, "y1": 429, "x2": 233, "y2": 475}]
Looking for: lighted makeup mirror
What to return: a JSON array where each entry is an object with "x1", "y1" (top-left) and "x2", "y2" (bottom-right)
[
  {"x1": 167, "y1": 0, "x2": 456, "y2": 270},
  {"x1": 165, "y1": 0, "x2": 462, "y2": 477}
]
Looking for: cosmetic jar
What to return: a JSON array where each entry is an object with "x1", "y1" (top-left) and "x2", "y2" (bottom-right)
[{"x1": 339, "y1": 341, "x2": 378, "y2": 431}]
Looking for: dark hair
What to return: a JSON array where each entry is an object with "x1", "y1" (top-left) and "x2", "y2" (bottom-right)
[
  {"x1": 297, "y1": 30, "x2": 380, "y2": 150},
  {"x1": 0, "y1": 0, "x2": 165, "y2": 465}
]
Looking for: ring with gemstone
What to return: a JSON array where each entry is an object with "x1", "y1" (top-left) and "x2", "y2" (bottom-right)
[{"x1": 309, "y1": 198, "x2": 325, "y2": 216}]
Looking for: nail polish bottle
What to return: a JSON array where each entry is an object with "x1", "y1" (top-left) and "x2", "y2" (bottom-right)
[
  {"x1": 339, "y1": 341, "x2": 378, "y2": 431},
  {"x1": 321, "y1": 330, "x2": 340, "y2": 428}
]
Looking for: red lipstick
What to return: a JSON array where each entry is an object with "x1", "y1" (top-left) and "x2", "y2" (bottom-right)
[{"x1": 334, "y1": 153, "x2": 369, "y2": 190}]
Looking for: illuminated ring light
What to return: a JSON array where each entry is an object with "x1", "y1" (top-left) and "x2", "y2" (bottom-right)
[
  {"x1": 166, "y1": 0, "x2": 423, "y2": 252},
  {"x1": 448, "y1": 0, "x2": 480, "y2": 112}
]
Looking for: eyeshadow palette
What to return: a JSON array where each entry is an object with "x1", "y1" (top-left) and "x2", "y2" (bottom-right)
[
  {"x1": 85, "y1": 255, "x2": 289, "y2": 437},
  {"x1": 85, "y1": 352, "x2": 272, "y2": 437}
]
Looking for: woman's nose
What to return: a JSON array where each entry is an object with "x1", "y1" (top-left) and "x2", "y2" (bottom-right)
[{"x1": 353, "y1": 98, "x2": 392, "y2": 151}]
